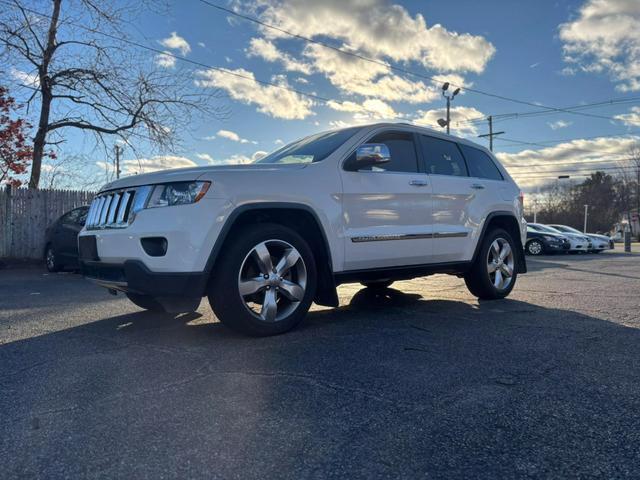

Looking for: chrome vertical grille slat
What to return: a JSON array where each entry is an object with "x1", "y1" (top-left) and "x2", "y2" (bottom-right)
[
  {"x1": 116, "y1": 191, "x2": 131, "y2": 224},
  {"x1": 86, "y1": 187, "x2": 142, "y2": 230},
  {"x1": 106, "y1": 192, "x2": 121, "y2": 224}
]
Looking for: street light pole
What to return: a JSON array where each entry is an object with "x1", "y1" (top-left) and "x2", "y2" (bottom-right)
[
  {"x1": 445, "y1": 94, "x2": 450, "y2": 134},
  {"x1": 437, "y1": 82, "x2": 460, "y2": 135}
]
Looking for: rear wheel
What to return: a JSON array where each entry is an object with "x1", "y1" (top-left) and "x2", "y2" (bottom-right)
[
  {"x1": 361, "y1": 279, "x2": 394, "y2": 290},
  {"x1": 126, "y1": 293, "x2": 166, "y2": 312},
  {"x1": 44, "y1": 245, "x2": 63, "y2": 272},
  {"x1": 465, "y1": 228, "x2": 518, "y2": 300},
  {"x1": 208, "y1": 223, "x2": 317, "y2": 336},
  {"x1": 525, "y1": 239, "x2": 544, "y2": 256}
]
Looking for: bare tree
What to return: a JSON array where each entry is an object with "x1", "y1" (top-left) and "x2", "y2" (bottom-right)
[{"x1": 0, "y1": 0, "x2": 226, "y2": 188}]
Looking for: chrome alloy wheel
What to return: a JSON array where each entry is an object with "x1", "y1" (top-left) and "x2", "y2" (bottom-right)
[
  {"x1": 528, "y1": 241, "x2": 543, "y2": 255},
  {"x1": 487, "y1": 238, "x2": 515, "y2": 291},
  {"x1": 237, "y1": 239, "x2": 307, "y2": 322}
]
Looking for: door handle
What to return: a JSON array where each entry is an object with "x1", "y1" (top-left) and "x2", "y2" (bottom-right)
[
  {"x1": 409, "y1": 179, "x2": 428, "y2": 186},
  {"x1": 471, "y1": 184, "x2": 485, "y2": 190}
]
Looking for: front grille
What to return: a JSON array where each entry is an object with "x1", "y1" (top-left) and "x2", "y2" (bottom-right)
[{"x1": 86, "y1": 188, "x2": 138, "y2": 230}]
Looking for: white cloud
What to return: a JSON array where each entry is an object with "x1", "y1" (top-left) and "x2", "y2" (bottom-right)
[
  {"x1": 160, "y1": 32, "x2": 191, "y2": 56},
  {"x1": 615, "y1": 106, "x2": 640, "y2": 126},
  {"x1": 247, "y1": 37, "x2": 312, "y2": 74},
  {"x1": 206, "y1": 150, "x2": 268, "y2": 165},
  {"x1": 413, "y1": 106, "x2": 485, "y2": 136},
  {"x1": 327, "y1": 98, "x2": 399, "y2": 120},
  {"x1": 97, "y1": 155, "x2": 197, "y2": 175},
  {"x1": 497, "y1": 135, "x2": 640, "y2": 189},
  {"x1": 548, "y1": 120, "x2": 573, "y2": 130},
  {"x1": 254, "y1": 0, "x2": 495, "y2": 73},
  {"x1": 195, "y1": 68, "x2": 314, "y2": 120},
  {"x1": 196, "y1": 153, "x2": 214, "y2": 163},
  {"x1": 559, "y1": 0, "x2": 640, "y2": 91},
  {"x1": 274, "y1": 139, "x2": 284, "y2": 145},
  {"x1": 10, "y1": 67, "x2": 39, "y2": 87},
  {"x1": 301, "y1": 44, "x2": 439, "y2": 104},
  {"x1": 155, "y1": 51, "x2": 176, "y2": 68},
  {"x1": 213, "y1": 129, "x2": 251, "y2": 143},
  {"x1": 197, "y1": 41, "x2": 206, "y2": 48}
]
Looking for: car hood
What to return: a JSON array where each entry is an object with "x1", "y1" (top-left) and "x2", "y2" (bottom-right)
[
  {"x1": 531, "y1": 231, "x2": 566, "y2": 239},
  {"x1": 98, "y1": 163, "x2": 307, "y2": 192},
  {"x1": 587, "y1": 234, "x2": 610, "y2": 241},
  {"x1": 562, "y1": 232, "x2": 590, "y2": 241}
]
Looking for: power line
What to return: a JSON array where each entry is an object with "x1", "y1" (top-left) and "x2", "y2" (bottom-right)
[
  {"x1": 0, "y1": 1, "x2": 348, "y2": 108},
  {"x1": 456, "y1": 96, "x2": 640, "y2": 126},
  {"x1": 509, "y1": 165, "x2": 637, "y2": 178},
  {"x1": 505, "y1": 158, "x2": 638, "y2": 169},
  {"x1": 494, "y1": 133, "x2": 640, "y2": 157},
  {"x1": 496, "y1": 132, "x2": 640, "y2": 148},
  {"x1": 194, "y1": 0, "x2": 627, "y2": 121}
]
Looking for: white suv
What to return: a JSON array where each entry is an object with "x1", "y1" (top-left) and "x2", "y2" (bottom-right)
[{"x1": 79, "y1": 123, "x2": 527, "y2": 336}]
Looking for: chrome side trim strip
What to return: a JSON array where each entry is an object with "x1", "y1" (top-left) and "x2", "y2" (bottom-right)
[{"x1": 351, "y1": 232, "x2": 468, "y2": 243}]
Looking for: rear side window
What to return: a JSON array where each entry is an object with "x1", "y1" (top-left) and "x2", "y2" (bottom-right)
[
  {"x1": 459, "y1": 144, "x2": 503, "y2": 180},
  {"x1": 419, "y1": 135, "x2": 468, "y2": 177},
  {"x1": 349, "y1": 131, "x2": 419, "y2": 173}
]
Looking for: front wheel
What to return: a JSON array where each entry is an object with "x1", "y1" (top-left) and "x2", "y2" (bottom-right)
[
  {"x1": 44, "y1": 245, "x2": 63, "y2": 272},
  {"x1": 465, "y1": 228, "x2": 518, "y2": 300},
  {"x1": 208, "y1": 223, "x2": 317, "y2": 336},
  {"x1": 525, "y1": 239, "x2": 544, "y2": 256}
]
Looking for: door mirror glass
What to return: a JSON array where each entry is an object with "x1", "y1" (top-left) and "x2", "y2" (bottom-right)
[{"x1": 355, "y1": 143, "x2": 391, "y2": 169}]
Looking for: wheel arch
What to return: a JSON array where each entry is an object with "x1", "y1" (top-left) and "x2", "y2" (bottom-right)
[
  {"x1": 203, "y1": 202, "x2": 339, "y2": 307},
  {"x1": 472, "y1": 211, "x2": 527, "y2": 273}
]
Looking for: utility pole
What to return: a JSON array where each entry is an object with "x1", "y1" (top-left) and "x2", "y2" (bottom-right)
[
  {"x1": 114, "y1": 144, "x2": 122, "y2": 179},
  {"x1": 477, "y1": 116, "x2": 505, "y2": 152},
  {"x1": 583, "y1": 204, "x2": 589, "y2": 233},
  {"x1": 533, "y1": 185, "x2": 540, "y2": 223}
]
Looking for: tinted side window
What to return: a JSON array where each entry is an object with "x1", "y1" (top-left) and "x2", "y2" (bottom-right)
[
  {"x1": 419, "y1": 135, "x2": 468, "y2": 177},
  {"x1": 459, "y1": 144, "x2": 503, "y2": 180},
  {"x1": 351, "y1": 131, "x2": 419, "y2": 173},
  {"x1": 61, "y1": 208, "x2": 85, "y2": 225}
]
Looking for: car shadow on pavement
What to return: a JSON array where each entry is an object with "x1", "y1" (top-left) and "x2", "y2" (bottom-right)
[{"x1": 2, "y1": 286, "x2": 640, "y2": 478}]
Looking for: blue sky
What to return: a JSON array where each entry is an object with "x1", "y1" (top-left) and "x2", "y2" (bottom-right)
[{"x1": 8, "y1": 0, "x2": 640, "y2": 190}]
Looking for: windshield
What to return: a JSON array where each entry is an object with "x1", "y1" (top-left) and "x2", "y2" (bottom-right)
[
  {"x1": 553, "y1": 225, "x2": 581, "y2": 234},
  {"x1": 532, "y1": 224, "x2": 563, "y2": 234},
  {"x1": 256, "y1": 127, "x2": 360, "y2": 164}
]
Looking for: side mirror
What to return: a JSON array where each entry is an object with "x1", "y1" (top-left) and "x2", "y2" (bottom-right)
[{"x1": 351, "y1": 143, "x2": 391, "y2": 170}]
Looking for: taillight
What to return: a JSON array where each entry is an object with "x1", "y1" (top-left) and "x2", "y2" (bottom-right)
[{"x1": 518, "y1": 191, "x2": 524, "y2": 210}]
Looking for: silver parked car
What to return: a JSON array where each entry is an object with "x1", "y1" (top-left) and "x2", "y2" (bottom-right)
[{"x1": 547, "y1": 224, "x2": 609, "y2": 253}]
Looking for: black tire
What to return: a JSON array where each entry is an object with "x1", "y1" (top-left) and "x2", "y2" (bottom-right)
[
  {"x1": 465, "y1": 228, "x2": 518, "y2": 300},
  {"x1": 361, "y1": 279, "x2": 394, "y2": 289},
  {"x1": 44, "y1": 244, "x2": 63, "y2": 272},
  {"x1": 126, "y1": 293, "x2": 166, "y2": 312},
  {"x1": 525, "y1": 239, "x2": 544, "y2": 256},
  {"x1": 208, "y1": 223, "x2": 317, "y2": 336}
]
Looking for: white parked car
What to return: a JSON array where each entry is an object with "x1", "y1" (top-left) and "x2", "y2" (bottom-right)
[
  {"x1": 79, "y1": 123, "x2": 527, "y2": 336},
  {"x1": 547, "y1": 224, "x2": 607, "y2": 252},
  {"x1": 537, "y1": 224, "x2": 591, "y2": 253}
]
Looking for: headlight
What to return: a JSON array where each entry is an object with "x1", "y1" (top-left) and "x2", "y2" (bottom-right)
[
  {"x1": 543, "y1": 235, "x2": 558, "y2": 241},
  {"x1": 146, "y1": 181, "x2": 210, "y2": 208}
]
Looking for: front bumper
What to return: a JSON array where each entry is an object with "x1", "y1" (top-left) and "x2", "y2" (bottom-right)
[{"x1": 81, "y1": 260, "x2": 208, "y2": 298}]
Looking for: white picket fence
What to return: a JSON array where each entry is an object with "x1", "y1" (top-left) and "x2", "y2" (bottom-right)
[{"x1": 0, "y1": 187, "x2": 95, "y2": 260}]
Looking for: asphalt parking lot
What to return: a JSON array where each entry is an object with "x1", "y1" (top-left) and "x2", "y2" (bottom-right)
[{"x1": 2, "y1": 249, "x2": 640, "y2": 479}]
